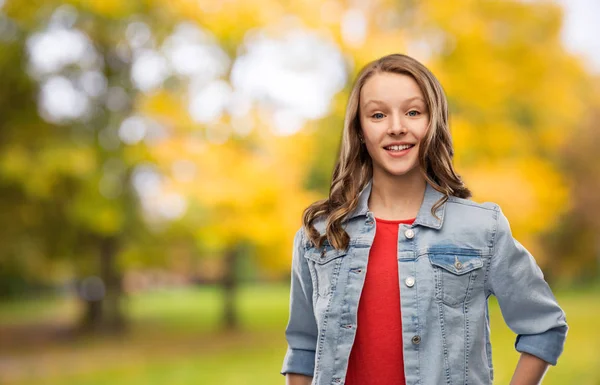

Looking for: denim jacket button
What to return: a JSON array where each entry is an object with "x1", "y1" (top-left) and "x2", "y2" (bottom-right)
[
  {"x1": 454, "y1": 256, "x2": 463, "y2": 270},
  {"x1": 411, "y1": 335, "x2": 421, "y2": 345},
  {"x1": 404, "y1": 229, "x2": 415, "y2": 239},
  {"x1": 405, "y1": 276, "x2": 415, "y2": 287}
]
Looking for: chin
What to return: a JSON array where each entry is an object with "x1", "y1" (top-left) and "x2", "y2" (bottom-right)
[
  {"x1": 383, "y1": 168, "x2": 412, "y2": 176},
  {"x1": 383, "y1": 164, "x2": 420, "y2": 177}
]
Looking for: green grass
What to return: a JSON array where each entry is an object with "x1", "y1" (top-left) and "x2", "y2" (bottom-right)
[{"x1": 1, "y1": 283, "x2": 599, "y2": 385}]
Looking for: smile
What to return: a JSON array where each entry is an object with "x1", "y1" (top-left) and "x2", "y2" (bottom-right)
[
  {"x1": 384, "y1": 144, "x2": 414, "y2": 151},
  {"x1": 383, "y1": 144, "x2": 414, "y2": 157}
]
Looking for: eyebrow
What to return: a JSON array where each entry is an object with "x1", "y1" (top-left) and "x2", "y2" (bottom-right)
[{"x1": 363, "y1": 96, "x2": 426, "y2": 108}]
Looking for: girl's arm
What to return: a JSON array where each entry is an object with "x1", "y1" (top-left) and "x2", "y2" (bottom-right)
[
  {"x1": 280, "y1": 228, "x2": 318, "y2": 379},
  {"x1": 509, "y1": 352, "x2": 550, "y2": 385},
  {"x1": 286, "y1": 373, "x2": 313, "y2": 385},
  {"x1": 486, "y1": 206, "x2": 568, "y2": 368}
]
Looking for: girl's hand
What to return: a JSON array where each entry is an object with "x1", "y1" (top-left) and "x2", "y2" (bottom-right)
[{"x1": 509, "y1": 352, "x2": 550, "y2": 385}]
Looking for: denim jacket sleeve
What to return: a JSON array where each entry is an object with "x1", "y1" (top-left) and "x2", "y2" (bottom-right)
[
  {"x1": 486, "y1": 206, "x2": 568, "y2": 365},
  {"x1": 280, "y1": 227, "x2": 318, "y2": 377}
]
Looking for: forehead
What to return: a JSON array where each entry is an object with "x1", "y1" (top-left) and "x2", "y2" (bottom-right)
[{"x1": 360, "y1": 72, "x2": 425, "y2": 106}]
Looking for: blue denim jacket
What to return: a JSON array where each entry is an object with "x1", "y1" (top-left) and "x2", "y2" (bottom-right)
[{"x1": 281, "y1": 178, "x2": 568, "y2": 385}]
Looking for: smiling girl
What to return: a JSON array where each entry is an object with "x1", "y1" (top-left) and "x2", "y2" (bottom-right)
[{"x1": 281, "y1": 53, "x2": 567, "y2": 385}]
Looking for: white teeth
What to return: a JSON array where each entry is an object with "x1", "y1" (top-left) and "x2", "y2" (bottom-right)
[{"x1": 385, "y1": 144, "x2": 413, "y2": 151}]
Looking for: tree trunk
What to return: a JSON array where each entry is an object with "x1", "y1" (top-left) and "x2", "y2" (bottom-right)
[
  {"x1": 222, "y1": 245, "x2": 239, "y2": 331},
  {"x1": 79, "y1": 235, "x2": 126, "y2": 334}
]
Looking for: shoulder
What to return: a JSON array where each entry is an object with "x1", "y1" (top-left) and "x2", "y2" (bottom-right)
[
  {"x1": 445, "y1": 195, "x2": 499, "y2": 212},
  {"x1": 442, "y1": 196, "x2": 505, "y2": 237},
  {"x1": 294, "y1": 224, "x2": 319, "y2": 251},
  {"x1": 293, "y1": 226, "x2": 308, "y2": 249},
  {"x1": 444, "y1": 195, "x2": 500, "y2": 219},
  {"x1": 444, "y1": 196, "x2": 511, "y2": 234}
]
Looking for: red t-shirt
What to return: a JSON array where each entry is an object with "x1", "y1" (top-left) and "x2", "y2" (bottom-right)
[{"x1": 345, "y1": 216, "x2": 416, "y2": 385}]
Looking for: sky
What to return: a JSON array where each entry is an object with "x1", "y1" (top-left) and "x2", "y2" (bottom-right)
[{"x1": 557, "y1": 0, "x2": 600, "y2": 73}]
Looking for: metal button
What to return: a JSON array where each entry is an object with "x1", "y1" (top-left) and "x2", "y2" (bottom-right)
[
  {"x1": 411, "y1": 335, "x2": 421, "y2": 345},
  {"x1": 454, "y1": 256, "x2": 462, "y2": 270},
  {"x1": 405, "y1": 276, "x2": 415, "y2": 287},
  {"x1": 404, "y1": 229, "x2": 415, "y2": 239}
]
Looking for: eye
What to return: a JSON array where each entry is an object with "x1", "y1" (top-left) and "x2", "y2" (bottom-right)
[
  {"x1": 407, "y1": 110, "x2": 420, "y2": 117},
  {"x1": 371, "y1": 112, "x2": 385, "y2": 119}
]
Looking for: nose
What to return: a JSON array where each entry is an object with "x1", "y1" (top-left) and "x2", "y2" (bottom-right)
[{"x1": 388, "y1": 114, "x2": 408, "y2": 136}]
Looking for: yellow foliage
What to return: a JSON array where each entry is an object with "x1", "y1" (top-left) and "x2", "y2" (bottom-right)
[
  {"x1": 135, "y1": 0, "x2": 589, "y2": 274},
  {"x1": 0, "y1": 144, "x2": 96, "y2": 199},
  {"x1": 461, "y1": 157, "x2": 570, "y2": 241},
  {"x1": 146, "y1": 112, "x2": 319, "y2": 270},
  {"x1": 75, "y1": 0, "x2": 137, "y2": 18}
]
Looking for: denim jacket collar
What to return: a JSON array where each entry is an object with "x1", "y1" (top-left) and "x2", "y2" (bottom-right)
[{"x1": 347, "y1": 177, "x2": 447, "y2": 229}]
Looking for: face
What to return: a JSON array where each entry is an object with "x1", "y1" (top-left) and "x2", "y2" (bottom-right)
[{"x1": 359, "y1": 72, "x2": 430, "y2": 178}]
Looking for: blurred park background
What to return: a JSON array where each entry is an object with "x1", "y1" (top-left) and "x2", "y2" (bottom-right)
[{"x1": 0, "y1": 0, "x2": 599, "y2": 384}]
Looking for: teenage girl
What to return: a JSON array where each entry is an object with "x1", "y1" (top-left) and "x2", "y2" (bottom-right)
[{"x1": 281, "y1": 53, "x2": 567, "y2": 385}]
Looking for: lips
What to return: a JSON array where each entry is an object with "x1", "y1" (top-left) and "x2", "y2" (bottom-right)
[
  {"x1": 383, "y1": 144, "x2": 415, "y2": 151},
  {"x1": 383, "y1": 144, "x2": 414, "y2": 158}
]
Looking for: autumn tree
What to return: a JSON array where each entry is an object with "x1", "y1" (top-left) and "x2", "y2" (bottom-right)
[{"x1": 0, "y1": 0, "x2": 595, "y2": 337}]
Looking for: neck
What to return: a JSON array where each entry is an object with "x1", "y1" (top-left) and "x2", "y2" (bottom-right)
[{"x1": 368, "y1": 170, "x2": 427, "y2": 221}]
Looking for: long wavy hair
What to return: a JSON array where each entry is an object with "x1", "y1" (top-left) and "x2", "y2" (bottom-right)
[{"x1": 302, "y1": 53, "x2": 471, "y2": 251}]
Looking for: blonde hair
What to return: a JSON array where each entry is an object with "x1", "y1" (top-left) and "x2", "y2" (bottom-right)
[{"x1": 302, "y1": 53, "x2": 472, "y2": 251}]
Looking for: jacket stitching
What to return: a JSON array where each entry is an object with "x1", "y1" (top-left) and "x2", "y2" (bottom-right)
[
  {"x1": 438, "y1": 297, "x2": 452, "y2": 385},
  {"x1": 464, "y1": 271, "x2": 478, "y2": 384},
  {"x1": 484, "y1": 206, "x2": 500, "y2": 297}
]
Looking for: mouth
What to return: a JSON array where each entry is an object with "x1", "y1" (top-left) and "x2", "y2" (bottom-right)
[
  {"x1": 383, "y1": 143, "x2": 415, "y2": 158},
  {"x1": 383, "y1": 144, "x2": 415, "y2": 152}
]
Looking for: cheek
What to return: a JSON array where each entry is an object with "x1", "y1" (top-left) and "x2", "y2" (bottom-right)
[
  {"x1": 414, "y1": 119, "x2": 430, "y2": 140},
  {"x1": 360, "y1": 120, "x2": 377, "y2": 139},
  {"x1": 359, "y1": 116, "x2": 370, "y2": 129}
]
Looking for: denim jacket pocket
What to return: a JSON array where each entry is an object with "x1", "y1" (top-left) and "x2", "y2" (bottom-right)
[
  {"x1": 428, "y1": 248, "x2": 484, "y2": 307},
  {"x1": 304, "y1": 244, "x2": 347, "y2": 297}
]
